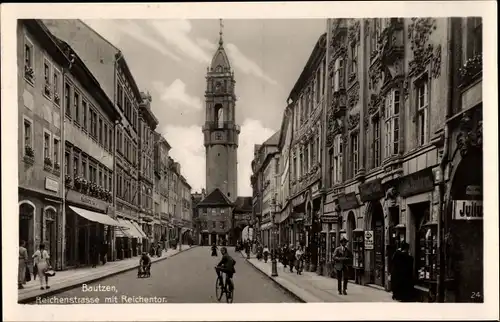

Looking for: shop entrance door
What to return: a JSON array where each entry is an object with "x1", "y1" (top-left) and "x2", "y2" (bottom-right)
[{"x1": 374, "y1": 218, "x2": 385, "y2": 287}]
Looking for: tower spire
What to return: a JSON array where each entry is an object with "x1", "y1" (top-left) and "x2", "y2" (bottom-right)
[{"x1": 219, "y1": 18, "x2": 224, "y2": 46}]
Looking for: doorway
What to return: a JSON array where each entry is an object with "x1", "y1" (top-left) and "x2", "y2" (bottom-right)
[
  {"x1": 372, "y1": 203, "x2": 385, "y2": 287},
  {"x1": 19, "y1": 202, "x2": 35, "y2": 267}
]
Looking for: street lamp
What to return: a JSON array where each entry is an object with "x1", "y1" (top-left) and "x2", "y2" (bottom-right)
[
  {"x1": 247, "y1": 216, "x2": 251, "y2": 260},
  {"x1": 271, "y1": 212, "x2": 278, "y2": 277}
]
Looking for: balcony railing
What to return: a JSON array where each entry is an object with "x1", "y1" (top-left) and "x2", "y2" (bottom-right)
[{"x1": 202, "y1": 121, "x2": 241, "y2": 132}]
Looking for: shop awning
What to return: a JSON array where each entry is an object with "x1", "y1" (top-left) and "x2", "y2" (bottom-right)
[
  {"x1": 69, "y1": 206, "x2": 124, "y2": 227},
  {"x1": 130, "y1": 220, "x2": 147, "y2": 238},
  {"x1": 120, "y1": 220, "x2": 142, "y2": 238},
  {"x1": 115, "y1": 218, "x2": 133, "y2": 238}
]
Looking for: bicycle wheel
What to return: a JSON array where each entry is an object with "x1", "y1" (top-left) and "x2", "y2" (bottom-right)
[{"x1": 215, "y1": 276, "x2": 224, "y2": 301}]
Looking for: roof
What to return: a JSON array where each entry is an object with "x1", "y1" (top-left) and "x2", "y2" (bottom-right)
[
  {"x1": 287, "y1": 32, "x2": 327, "y2": 102},
  {"x1": 263, "y1": 130, "x2": 281, "y2": 146},
  {"x1": 197, "y1": 188, "x2": 233, "y2": 207},
  {"x1": 233, "y1": 197, "x2": 252, "y2": 213},
  {"x1": 210, "y1": 28, "x2": 231, "y2": 71}
]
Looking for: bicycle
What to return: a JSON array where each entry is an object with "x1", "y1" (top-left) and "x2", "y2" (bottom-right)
[{"x1": 215, "y1": 266, "x2": 234, "y2": 303}]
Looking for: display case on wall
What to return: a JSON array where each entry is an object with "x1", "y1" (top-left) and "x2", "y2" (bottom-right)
[
  {"x1": 417, "y1": 223, "x2": 438, "y2": 283},
  {"x1": 352, "y1": 229, "x2": 364, "y2": 268},
  {"x1": 319, "y1": 232, "x2": 327, "y2": 262}
]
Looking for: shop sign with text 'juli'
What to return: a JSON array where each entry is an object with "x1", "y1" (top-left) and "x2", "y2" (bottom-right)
[{"x1": 452, "y1": 200, "x2": 483, "y2": 220}]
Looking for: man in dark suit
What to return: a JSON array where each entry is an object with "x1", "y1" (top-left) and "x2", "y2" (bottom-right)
[{"x1": 332, "y1": 237, "x2": 352, "y2": 295}]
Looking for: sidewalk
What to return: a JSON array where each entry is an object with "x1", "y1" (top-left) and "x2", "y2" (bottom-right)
[
  {"x1": 241, "y1": 252, "x2": 396, "y2": 303},
  {"x1": 18, "y1": 245, "x2": 196, "y2": 303}
]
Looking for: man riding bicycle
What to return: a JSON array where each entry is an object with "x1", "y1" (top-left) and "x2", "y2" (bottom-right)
[{"x1": 215, "y1": 247, "x2": 236, "y2": 291}]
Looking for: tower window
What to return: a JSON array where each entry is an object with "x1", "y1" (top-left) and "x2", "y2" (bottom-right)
[{"x1": 214, "y1": 105, "x2": 224, "y2": 128}]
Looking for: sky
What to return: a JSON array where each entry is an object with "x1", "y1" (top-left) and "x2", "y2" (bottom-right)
[{"x1": 83, "y1": 19, "x2": 326, "y2": 196}]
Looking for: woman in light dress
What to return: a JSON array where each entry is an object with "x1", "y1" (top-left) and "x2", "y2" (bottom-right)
[
  {"x1": 295, "y1": 245, "x2": 304, "y2": 275},
  {"x1": 32, "y1": 243, "x2": 51, "y2": 290}
]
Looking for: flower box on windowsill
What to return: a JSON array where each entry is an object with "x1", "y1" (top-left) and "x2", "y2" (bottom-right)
[
  {"x1": 44, "y1": 83, "x2": 52, "y2": 98},
  {"x1": 54, "y1": 92, "x2": 61, "y2": 105},
  {"x1": 458, "y1": 54, "x2": 482, "y2": 89},
  {"x1": 24, "y1": 65, "x2": 35, "y2": 83},
  {"x1": 23, "y1": 155, "x2": 35, "y2": 166}
]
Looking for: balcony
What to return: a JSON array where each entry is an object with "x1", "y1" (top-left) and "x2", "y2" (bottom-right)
[{"x1": 202, "y1": 121, "x2": 241, "y2": 133}]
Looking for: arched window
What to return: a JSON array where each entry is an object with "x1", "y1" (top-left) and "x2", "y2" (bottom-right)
[
  {"x1": 214, "y1": 105, "x2": 224, "y2": 129},
  {"x1": 215, "y1": 65, "x2": 223, "y2": 73}
]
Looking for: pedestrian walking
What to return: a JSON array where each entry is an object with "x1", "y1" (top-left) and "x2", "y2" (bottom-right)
[
  {"x1": 18, "y1": 240, "x2": 28, "y2": 289},
  {"x1": 295, "y1": 245, "x2": 304, "y2": 275},
  {"x1": 100, "y1": 240, "x2": 108, "y2": 265},
  {"x1": 281, "y1": 244, "x2": 289, "y2": 269},
  {"x1": 391, "y1": 242, "x2": 415, "y2": 302},
  {"x1": 211, "y1": 243, "x2": 218, "y2": 256},
  {"x1": 263, "y1": 245, "x2": 270, "y2": 263},
  {"x1": 332, "y1": 237, "x2": 352, "y2": 295},
  {"x1": 90, "y1": 240, "x2": 99, "y2": 268},
  {"x1": 288, "y1": 244, "x2": 296, "y2": 273},
  {"x1": 32, "y1": 243, "x2": 51, "y2": 290}
]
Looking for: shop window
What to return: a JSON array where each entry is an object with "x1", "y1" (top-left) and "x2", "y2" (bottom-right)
[
  {"x1": 413, "y1": 204, "x2": 438, "y2": 285},
  {"x1": 416, "y1": 75, "x2": 429, "y2": 146},
  {"x1": 384, "y1": 89, "x2": 400, "y2": 157},
  {"x1": 319, "y1": 232, "x2": 327, "y2": 264},
  {"x1": 352, "y1": 231, "x2": 364, "y2": 268}
]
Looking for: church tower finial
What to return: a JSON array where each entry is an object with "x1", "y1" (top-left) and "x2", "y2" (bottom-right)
[{"x1": 219, "y1": 18, "x2": 224, "y2": 46}]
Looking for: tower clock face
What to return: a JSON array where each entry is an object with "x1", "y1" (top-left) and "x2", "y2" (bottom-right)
[{"x1": 215, "y1": 132, "x2": 222, "y2": 140}]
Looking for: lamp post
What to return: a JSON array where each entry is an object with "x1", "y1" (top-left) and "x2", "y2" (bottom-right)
[
  {"x1": 271, "y1": 212, "x2": 278, "y2": 277},
  {"x1": 247, "y1": 216, "x2": 251, "y2": 260}
]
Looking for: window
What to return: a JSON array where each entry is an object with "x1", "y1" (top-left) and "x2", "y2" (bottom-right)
[
  {"x1": 333, "y1": 135, "x2": 343, "y2": 184},
  {"x1": 350, "y1": 42, "x2": 358, "y2": 75},
  {"x1": 104, "y1": 124, "x2": 108, "y2": 150},
  {"x1": 329, "y1": 149, "x2": 334, "y2": 186},
  {"x1": 65, "y1": 83, "x2": 71, "y2": 117},
  {"x1": 373, "y1": 118, "x2": 381, "y2": 168},
  {"x1": 43, "y1": 59, "x2": 51, "y2": 97},
  {"x1": 24, "y1": 37, "x2": 34, "y2": 82},
  {"x1": 117, "y1": 83, "x2": 123, "y2": 108},
  {"x1": 220, "y1": 221, "x2": 225, "y2": 230},
  {"x1": 108, "y1": 174, "x2": 112, "y2": 192},
  {"x1": 43, "y1": 132, "x2": 51, "y2": 160},
  {"x1": 99, "y1": 169, "x2": 103, "y2": 187},
  {"x1": 74, "y1": 92, "x2": 80, "y2": 123},
  {"x1": 53, "y1": 69, "x2": 61, "y2": 104},
  {"x1": 322, "y1": 60, "x2": 326, "y2": 95},
  {"x1": 53, "y1": 137, "x2": 60, "y2": 165},
  {"x1": 108, "y1": 128, "x2": 113, "y2": 151},
  {"x1": 73, "y1": 154, "x2": 79, "y2": 177},
  {"x1": 350, "y1": 133, "x2": 359, "y2": 177},
  {"x1": 416, "y1": 76, "x2": 429, "y2": 146},
  {"x1": 334, "y1": 58, "x2": 344, "y2": 92},
  {"x1": 65, "y1": 151, "x2": 70, "y2": 176},
  {"x1": 99, "y1": 118, "x2": 103, "y2": 144},
  {"x1": 23, "y1": 118, "x2": 33, "y2": 152},
  {"x1": 82, "y1": 158, "x2": 87, "y2": 179},
  {"x1": 212, "y1": 221, "x2": 216, "y2": 229},
  {"x1": 384, "y1": 89, "x2": 400, "y2": 157},
  {"x1": 82, "y1": 100, "x2": 88, "y2": 130},
  {"x1": 371, "y1": 19, "x2": 381, "y2": 55},
  {"x1": 304, "y1": 145, "x2": 309, "y2": 173},
  {"x1": 467, "y1": 17, "x2": 482, "y2": 59},
  {"x1": 103, "y1": 172, "x2": 108, "y2": 190}
]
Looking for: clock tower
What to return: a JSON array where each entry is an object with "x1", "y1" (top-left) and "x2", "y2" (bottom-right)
[{"x1": 203, "y1": 20, "x2": 240, "y2": 202}]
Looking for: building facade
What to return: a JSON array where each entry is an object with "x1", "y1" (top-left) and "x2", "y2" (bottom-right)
[
  {"x1": 43, "y1": 19, "x2": 147, "y2": 261},
  {"x1": 197, "y1": 189, "x2": 233, "y2": 246},
  {"x1": 319, "y1": 18, "x2": 482, "y2": 302},
  {"x1": 138, "y1": 92, "x2": 159, "y2": 248},
  {"x1": 57, "y1": 39, "x2": 120, "y2": 269},
  {"x1": 288, "y1": 33, "x2": 327, "y2": 272},
  {"x1": 154, "y1": 131, "x2": 172, "y2": 247},
  {"x1": 18, "y1": 20, "x2": 69, "y2": 271},
  {"x1": 179, "y1": 175, "x2": 193, "y2": 243}
]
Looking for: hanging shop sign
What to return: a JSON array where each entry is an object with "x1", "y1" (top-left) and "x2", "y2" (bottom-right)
[
  {"x1": 338, "y1": 192, "x2": 360, "y2": 211},
  {"x1": 358, "y1": 178, "x2": 384, "y2": 202},
  {"x1": 364, "y1": 230, "x2": 374, "y2": 250},
  {"x1": 452, "y1": 200, "x2": 483, "y2": 220},
  {"x1": 398, "y1": 167, "x2": 435, "y2": 198},
  {"x1": 465, "y1": 185, "x2": 482, "y2": 196}
]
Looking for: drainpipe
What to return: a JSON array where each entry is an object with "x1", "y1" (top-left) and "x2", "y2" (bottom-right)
[{"x1": 437, "y1": 17, "x2": 454, "y2": 303}]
